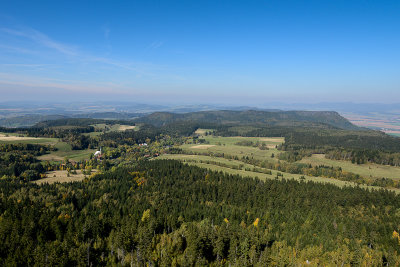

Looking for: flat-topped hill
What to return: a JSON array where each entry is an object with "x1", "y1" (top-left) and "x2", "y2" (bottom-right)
[{"x1": 135, "y1": 110, "x2": 360, "y2": 130}]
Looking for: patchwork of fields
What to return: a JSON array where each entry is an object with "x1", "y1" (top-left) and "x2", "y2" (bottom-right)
[
  {"x1": 159, "y1": 129, "x2": 400, "y2": 193},
  {"x1": 158, "y1": 153, "x2": 363, "y2": 188},
  {"x1": 0, "y1": 123, "x2": 134, "y2": 162},
  {"x1": 3, "y1": 126, "x2": 400, "y2": 192}
]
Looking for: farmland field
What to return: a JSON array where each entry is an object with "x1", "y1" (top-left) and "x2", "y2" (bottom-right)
[
  {"x1": 158, "y1": 153, "x2": 399, "y2": 193},
  {"x1": 0, "y1": 132, "x2": 94, "y2": 162},
  {"x1": 92, "y1": 123, "x2": 136, "y2": 132},
  {"x1": 194, "y1": 128, "x2": 213, "y2": 135},
  {"x1": 33, "y1": 169, "x2": 95, "y2": 185},
  {"x1": 343, "y1": 112, "x2": 400, "y2": 135},
  {"x1": 158, "y1": 131, "x2": 400, "y2": 193},
  {"x1": 181, "y1": 135, "x2": 284, "y2": 162},
  {"x1": 0, "y1": 133, "x2": 57, "y2": 144},
  {"x1": 37, "y1": 142, "x2": 95, "y2": 162},
  {"x1": 37, "y1": 148, "x2": 95, "y2": 162},
  {"x1": 187, "y1": 133, "x2": 400, "y2": 182},
  {"x1": 85, "y1": 123, "x2": 137, "y2": 137},
  {"x1": 116, "y1": 125, "x2": 136, "y2": 131},
  {"x1": 299, "y1": 154, "x2": 400, "y2": 180}
]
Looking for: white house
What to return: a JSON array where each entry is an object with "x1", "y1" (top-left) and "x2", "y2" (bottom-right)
[{"x1": 94, "y1": 148, "x2": 102, "y2": 157}]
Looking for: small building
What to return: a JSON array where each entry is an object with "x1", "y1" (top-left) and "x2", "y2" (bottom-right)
[{"x1": 94, "y1": 148, "x2": 102, "y2": 158}]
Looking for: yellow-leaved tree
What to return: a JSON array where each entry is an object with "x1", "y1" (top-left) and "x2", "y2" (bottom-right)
[
  {"x1": 253, "y1": 218, "x2": 260, "y2": 227},
  {"x1": 141, "y1": 209, "x2": 150, "y2": 222},
  {"x1": 393, "y1": 230, "x2": 400, "y2": 245}
]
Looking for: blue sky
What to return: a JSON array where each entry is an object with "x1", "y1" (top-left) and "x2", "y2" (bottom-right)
[{"x1": 0, "y1": 0, "x2": 399, "y2": 104}]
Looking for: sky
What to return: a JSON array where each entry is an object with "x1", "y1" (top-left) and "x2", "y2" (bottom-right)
[{"x1": 0, "y1": 0, "x2": 400, "y2": 104}]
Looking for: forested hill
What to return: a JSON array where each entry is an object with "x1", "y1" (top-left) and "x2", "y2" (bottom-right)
[
  {"x1": 2, "y1": 160, "x2": 400, "y2": 265},
  {"x1": 0, "y1": 109, "x2": 359, "y2": 130},
  {"x1": 33, "y1": 118, "x2": 134, "y2": 128},
  {"x1": 0, "y1": 112, "x2": 142, "y2": 127},
  {"x1": 135, "y1": 110, "x2": 360, "y2": 130}
]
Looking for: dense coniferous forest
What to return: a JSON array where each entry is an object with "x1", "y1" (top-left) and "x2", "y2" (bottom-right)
[{"x1": 1, "y1": 160, "x2": 400, "y2": 266}]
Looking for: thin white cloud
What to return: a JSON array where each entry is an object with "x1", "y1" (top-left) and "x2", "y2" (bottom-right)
[
  {"x1": 0, "y1": 25, "x2": 187, "y2": 95},
  {"x1": 0, "y1": 27, "x2": 77, "y2": 56},
  {"x1": 0, "y1": 72, "x2": 128, "y2": 94},
  {"x1": 1, "y1": 26, "x2": 163, "y2": 76}
]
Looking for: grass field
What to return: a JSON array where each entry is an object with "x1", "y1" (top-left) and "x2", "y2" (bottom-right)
[
  {"x1": 194, "y1": 129, "x2": 214, "y2": 135},
  {"x1": 182, "y1": 135, "x2": 284, "y2": 162},
  {"x1": 0, "y1": 133, "x2": 58, "y2": 144},
  {"x1": 85, "y1": 123, "x2": 138, "y2": 137},
  {"x1": 92, "y1": 123, "x2": 136, "y2": 132},
  {"x1": 299, "y1": 154, "x2": 400, "y2": 180},
  {"x1": 85, "y1": 123, "x2": 137, "y2": 137},
  {"x1": 37, "y1": 141, "x2": 95, "y2": 162},
  {"x1": 33, "y1": 170, "x2": 95, "y2": 185},
  {"x1": 158, "y1": 131, "x2": 400, "y2": 193},
  {"x1": 158, "y1": 154, "x2": 398, "y2": 193},
  {"x1": 0, "y1": 132, "x2": 94, "y2": 162},
  {"x1": 189, "y1": 133, "x2": 400, "y2": 181},
  {"x1": 38, "y1": 149, "x2": 95, "y2": 162}
]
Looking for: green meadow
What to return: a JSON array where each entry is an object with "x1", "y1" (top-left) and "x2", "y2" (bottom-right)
[
  {"x1": 0, "y1": 132, "x2": 94, "y2": 162},
  {"x1": 158, "y1": 130, "x2": 400, "y2": 193},
  {"x1": 300, "y1": 154, "x2": 400, "y2": 180},
  {"x1": 182, "y1": 135, "x2": 284, "y2": 162},
  {"x1": 37, "y1": 141, "x2": 95, "y2": 162},
  {"x1": 158, "y1": 154, "x2": 399, "y2": 193},
  {"x1": 91, "y1": 123, "x2": 137, "y2": 132},
  {"x1": 0, "y1": 132, "x2": 58, "y2": 145}
]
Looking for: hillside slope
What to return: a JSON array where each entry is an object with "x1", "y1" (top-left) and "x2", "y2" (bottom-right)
[{"x1": 135, "y1": 110, "x2": 360, "y2": 130}]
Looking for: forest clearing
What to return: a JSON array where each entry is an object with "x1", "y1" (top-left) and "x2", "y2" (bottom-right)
[{"x1": 33, "y1": 170, "x2": 93, "y2": 185}]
